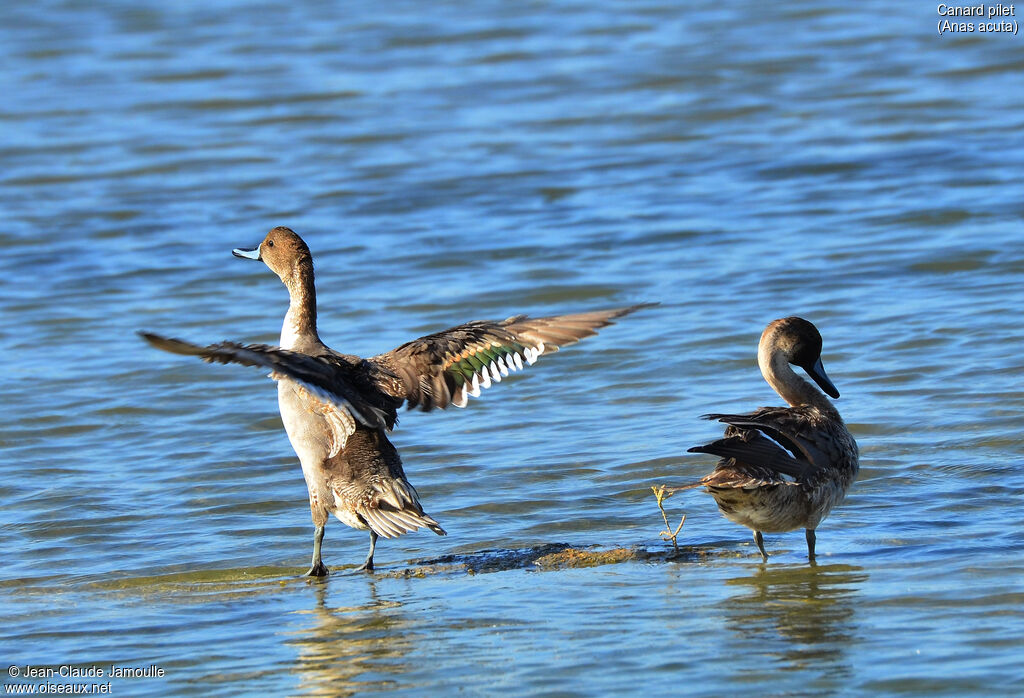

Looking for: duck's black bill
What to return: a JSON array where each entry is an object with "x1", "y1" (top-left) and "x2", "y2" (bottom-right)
[
  {"x1": 805, "y1": 357, "x2": 840, "y2": 399},
  {"x1": 232, "y1": 246, "x2": 261, "y2": 260}
]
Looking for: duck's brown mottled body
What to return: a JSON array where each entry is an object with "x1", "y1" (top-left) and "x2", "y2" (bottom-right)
[{"x1": 142, "y1": 226, "x2": 648, "y2": 575}]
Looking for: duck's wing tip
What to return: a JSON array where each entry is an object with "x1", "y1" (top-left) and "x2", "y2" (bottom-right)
[
  {"x1": 138, "y1": 331, "x2": 208, "y2": 356},
  {"x1": 370, "y1": 302, "x2": 653, "y2": 413}
]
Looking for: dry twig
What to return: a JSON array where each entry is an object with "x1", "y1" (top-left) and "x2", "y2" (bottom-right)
[{"x1": 651, "y1": 485, "x2": 686, "y2": 557}]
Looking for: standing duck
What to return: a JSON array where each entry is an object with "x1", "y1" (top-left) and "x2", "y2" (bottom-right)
[
  {"x1": 670, "y1": 317, "x2": 858, "y2": 562},
  {"x1": 142, "y1": 226, "x2": 648, "y2": 576}
]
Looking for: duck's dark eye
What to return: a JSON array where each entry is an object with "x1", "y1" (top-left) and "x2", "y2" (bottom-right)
[{"x1": 267, "y1": 240, "x2": 274, "y2": 247}]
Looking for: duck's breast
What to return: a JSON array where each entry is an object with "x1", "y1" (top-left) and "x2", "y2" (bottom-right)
[{"x1": 277, "y1": 381, "x2": 333, "y2": 475}]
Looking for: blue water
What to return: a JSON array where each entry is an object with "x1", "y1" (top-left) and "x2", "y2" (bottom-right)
[{"x1": 2, "y1": 1, "x2": 1023, "y2": 695}]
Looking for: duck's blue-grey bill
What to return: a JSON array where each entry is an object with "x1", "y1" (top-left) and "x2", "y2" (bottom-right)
[
  {"x1": 232, "y1": 246, "x2": 261, "y2": 260},
  {"x1": 807, "y1": 357, "x2": 840, "y2": 399}
]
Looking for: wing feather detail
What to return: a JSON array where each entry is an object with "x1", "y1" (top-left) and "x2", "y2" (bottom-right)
[{"x1": 368, "y1": 303, "x2": 654, "y2": 412}]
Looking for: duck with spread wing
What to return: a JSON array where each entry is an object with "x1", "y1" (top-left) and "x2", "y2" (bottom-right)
[{"x1": 142, "y1": 226, "x2": 649, "y2": 576}]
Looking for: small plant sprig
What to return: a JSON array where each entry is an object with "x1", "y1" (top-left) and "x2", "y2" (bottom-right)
[{"x1": 651, "y1": 485, "x2": 686, "y2": 558}]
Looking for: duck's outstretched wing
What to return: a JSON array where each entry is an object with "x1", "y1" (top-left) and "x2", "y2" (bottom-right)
[
  {"x1": 691, "y1": 407, "x2": 838, "y2": 484},
  {"x1": 367, "y1": 304, "x2": 654, "y2": 412},
  {"x1": 139, "y1": 332, "x2": 394, "y2": 435}
]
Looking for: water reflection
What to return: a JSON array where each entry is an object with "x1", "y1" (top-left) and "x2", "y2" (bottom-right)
[
  {"x1": 721, "y1": 564, "x2": 867, "y2": 679},
  {"x1": 285, "y1": 583, "x2": 418, "y2": 696}
]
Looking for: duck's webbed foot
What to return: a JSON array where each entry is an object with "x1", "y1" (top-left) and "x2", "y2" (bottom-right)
[
  {"x1": 354, "y1": 531, "x2": 378, "y2": 572},
  {"x1": 306, "y1": 561, "x2": 330, "y2": 577},
  {"x1": 305, "y1": 524, "x2": 329, "y2": 577}
]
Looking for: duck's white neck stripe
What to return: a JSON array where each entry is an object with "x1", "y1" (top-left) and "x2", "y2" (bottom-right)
[
  {"x1": 280, "y1": 264, "x2": 318, "y2": 349},
  {"x1": 280, "y1": 298, "x2": 306, "y2": 349}
]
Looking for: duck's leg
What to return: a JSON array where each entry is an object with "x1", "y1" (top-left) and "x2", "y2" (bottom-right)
[
  {"x1": 805, "y1": 529, "x2": 816, "y2": 561},
  {"x1": 355, "y1": 531, "x2": 378, "y2": 572},
  {"x1": 305, "y1": 524, "x2": 330, "y2": 577},
  {"x1": 753, "y1": 531, "x2": 768, "y2": 562}
]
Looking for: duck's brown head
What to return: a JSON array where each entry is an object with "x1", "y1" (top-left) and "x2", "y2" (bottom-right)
[
  {"x1": 233, "y1": 226, "x2": 313, "y2": 284},
  {"x1": 760, "y1": 316, "x2": 840, "y2": 398}
]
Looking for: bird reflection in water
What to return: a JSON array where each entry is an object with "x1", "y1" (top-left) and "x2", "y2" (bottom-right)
[
  {"x1": 286, "y1": 583, "x2": 419, "y2": 696},
  {"x1": 721, "y1": 563, "x2": 868, "y2": 679}
]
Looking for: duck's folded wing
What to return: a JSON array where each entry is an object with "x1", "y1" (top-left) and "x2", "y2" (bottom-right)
[
  {"x1": 139, "y1": 332, "x2": 392, "y2": 433},
  {"x1": 367, "y1": 304, "x2": 653, "y2": 411},
  {"x1": 689, "y1": 433, "x2": 810, "y2": 482},
  {"x1": 701, "y1": 407, "x2": 836, "y2": 478}
]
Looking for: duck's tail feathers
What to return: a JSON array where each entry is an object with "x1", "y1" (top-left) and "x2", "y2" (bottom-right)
[
  {"x1": 358, "y1": 480, "x2": 447, "y2": 539},
  {"x1": 360, "y1": 506, "x2": 447, "y2": 539}
]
